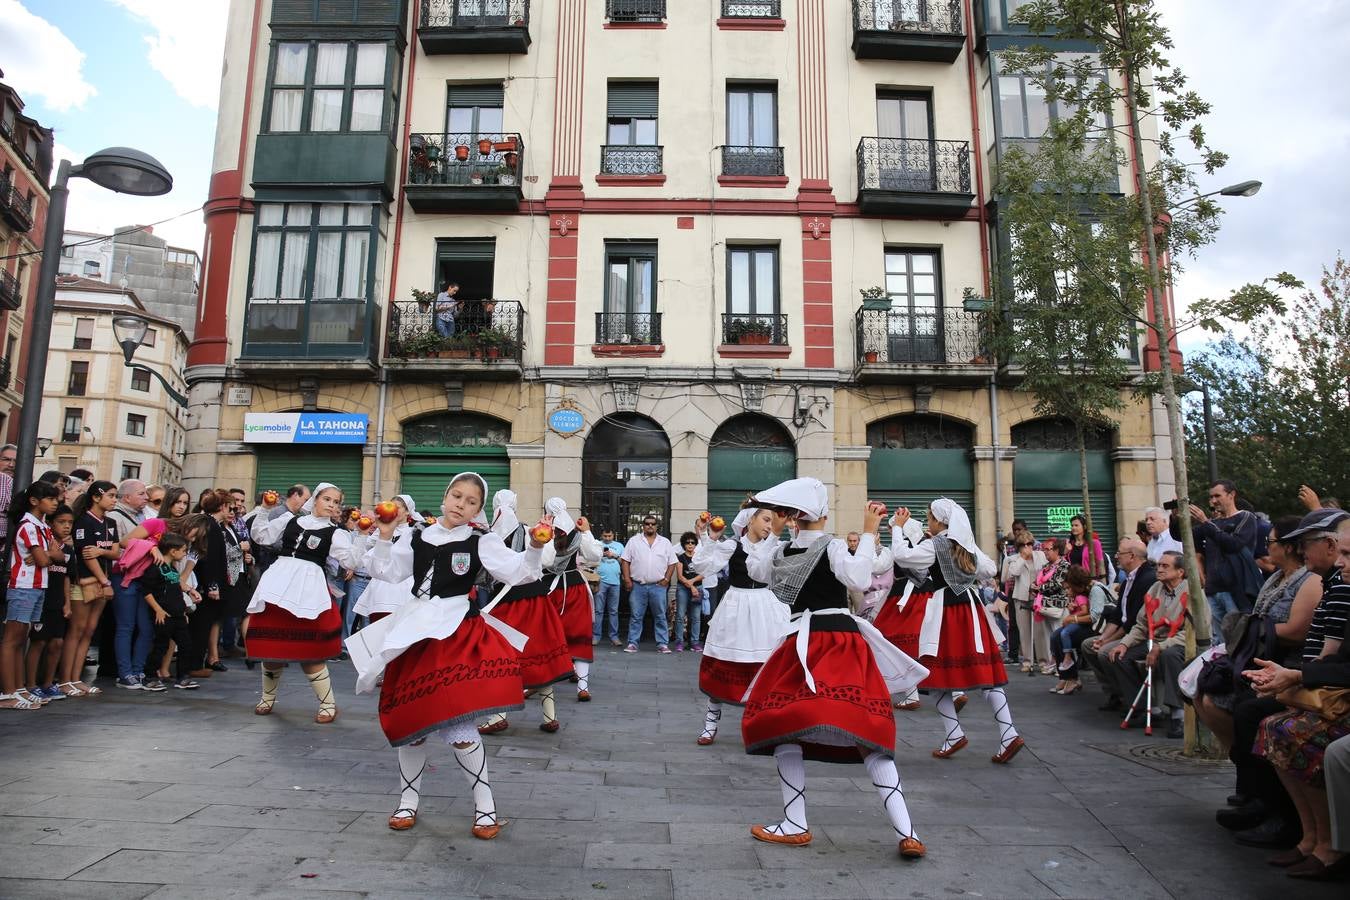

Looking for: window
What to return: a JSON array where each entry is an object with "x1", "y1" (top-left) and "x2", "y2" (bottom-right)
[
  {"x1": 68, "y1": 361, "x2": 88, "y2": 396},
  {"x1": 61, "y1": 243, "x2": 75, "y2": 258},
  {"x1": 601, "y1": 242, "x2": 658, "y2": 343},
  {"x1": 120, "y1": 461, "x2": 141, "y2": 481},
  {"x1": 141, "y1": 327, "x2": 157, "y2": 347},
  {"x1": 604, "y1": 82, "x2": 661, "y2": 175},
  {"x1": 131, "y1": 368, "x2": 151, "y2": 392},
  {"x1": 727, "y1": 246, "x2": 778, "y2": 315},
  {"x1": 607, "y1": 0, "x2": 666, "y2": 22},
  {"x1": 126, "y1": 413, "x2": 147, "y2": 437},
  {"x1": 267, "y1": 41, "x2": 390, "y2": 134},
  {"x1": 884, "y1": 249, "x2": 943, "y2": 363},
  {"x1": 73, "y1": 318, "x2": 94, "y2": 350},
  {"x1": 996, "y1": 54, "x2": 1107, "y2": 139},
  {"x1": 61, "y1": 408, "x2": 82, "y2": 442},
  {"x1": 447, "y1": 84, "x2": 504, "y2": 138},
  {"x1": 725, "y1": 85, "x2": 781, "y2": 175},
  {"x1": 874, "y1": 92, "x2": 937, "y2": 190}
]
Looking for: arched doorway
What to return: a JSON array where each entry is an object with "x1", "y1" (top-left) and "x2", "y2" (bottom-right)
[
  {"x1": 1011, "y1": 418, "x2": 1117, "y2": 549},
  {"x1": 867, "y1": 414, "x2": 975, "y2": 542},
  {"x1": 399, "y1": 413, "x2": 511, "y2": 514},
  {"x1": 707, "y1": 414, "x2": 796, "y2": 519},
  {"x1": 582, "y1": 413, "x2": 672, "y2": 538}
]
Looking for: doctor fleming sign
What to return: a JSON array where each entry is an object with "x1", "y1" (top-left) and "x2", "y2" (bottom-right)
[{"x1": 243, "y1": 413, "x2": 369, "y2": 444}]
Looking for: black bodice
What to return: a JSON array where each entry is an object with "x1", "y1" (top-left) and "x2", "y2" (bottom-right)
[
  {"x1": 278, "y1": 518, "x2": 337, "y2": 565},
  {"x1": 728, "y1": 542, "x2": 768, "y2": 590},
  {"x1": 783, "y1": 542, "x2": 857, "y2": 632},
  {"x1": 411, "y1": 530, "x2": 482, "y2": 604}
]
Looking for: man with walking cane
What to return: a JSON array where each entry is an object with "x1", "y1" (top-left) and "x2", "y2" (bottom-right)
[{"x1": 1107, "y1": 550, "x2": 1192, "y2": 739}]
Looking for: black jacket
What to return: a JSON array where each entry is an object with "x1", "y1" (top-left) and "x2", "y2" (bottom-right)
[
  {"x1": 198, "y1": 518, "x2": 228, "y2": 597},
  {"x1": 1113, "y1": 562, "x2": 1157, "y2": 631}
]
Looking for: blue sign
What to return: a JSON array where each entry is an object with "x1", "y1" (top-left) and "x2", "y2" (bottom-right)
[
  {"x1": 548, "y1": 407, "x2": 585, "y2": 435},
  {"x1": 244, "y1": 412, "x2": 369, "y2": 444}
]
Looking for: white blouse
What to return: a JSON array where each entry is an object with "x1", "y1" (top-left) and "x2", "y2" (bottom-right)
[
  {"x1": 366, "y1": 522, "x2": 543, "y2": 594},
  {"x1": 744, "y1": 530, "x2": 886, "y2": 593}
]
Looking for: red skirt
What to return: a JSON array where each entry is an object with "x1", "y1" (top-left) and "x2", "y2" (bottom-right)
[
  {"x1": 245, "y1": 602, "x2": 342, "y2": 663},
  {"x1": 742, "y1": 628, "x2": 896, "y2": 764},
  {"x1": 490, "y1": 595, "x2": 573, "y2": 688},
  {"x1": 377, "y1": 615, "x2": 525, "y2": 747},
  {"x1": 548, "y1": 582, "x2": 594, "y2": 662},
  {"x1": 922, "y1": 599, "x2": 1008, "y2": 691},
  {"x1": 699, "y1": 656, "x2": 761, "y2": 706},
  {"x1": 872, "y1": 589, "x2": 931, "y2": 659}
]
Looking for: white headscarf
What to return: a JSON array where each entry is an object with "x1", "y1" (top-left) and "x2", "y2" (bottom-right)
[
  {"x1": 395, "y1": 494, "x2": 418, "y2": 519},
  {"x1": 544, "y1": 497, "x2": 576, "y2": 534},
  {"x1": 929, "y1": 497, "x2": 977, "y2": 553},
  {"x1": 302, "y1": 482, "x2": 338, "y2": 515},
  {"x1": 751, "y1": 477, "x2": 829, "y2": 522},
  {"x1": 445, "y1": 473, "x2": 490, "y2": 527},
  {"x1": 731, "y1": 507, "x2": 756, "y2": 537},
  {"x1": 491, "y1": 489, "x2": 520, "y2": 538}
]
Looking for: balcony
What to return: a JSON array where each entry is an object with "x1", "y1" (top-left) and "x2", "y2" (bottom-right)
[
  {"x1": 404, "y1": 133, "x2": 524, "y2": 212},
  {"x1": 418, "y1": 0, "x2": 531, "y2": 54},
  {"x1": 720, "y1": 313, "x2": 789, "y2": 356},
  {"x1": 851, "y1": 0, "x2": 965, "y2": 63},
  {"x1": 856, "y1": 137, "x2": 974, "y2": 217},
  {"x1": 720, "y1": 146, "x2": 786, "y2": 182},
  {"x1": 238, "y1": 298, "x2": 379, "y2": 373},
  {"x1": 722, "y1": 0, "x2": 781, "y2": 16},
  {"x1": 0, "y1": 180, "x2": 33, "y2": 233},
  {"x1": 598, "y1": 145, "x2": 664, "y2": 185},
  {"x1": 854, "y1": 306, "x2": 994, "y2": 383},
  {"x1": 606, "y1": 0, "x2": 665, "y2": 24},
  {"x1": 0, "y1": 268, "x2": 20, "y2": 311},
  {"x1": 595, "y1": 312, "x2": 662, "y2": 346},
  {"x1": 385, "y1": 299, "x2": 524, "y2": 379}
]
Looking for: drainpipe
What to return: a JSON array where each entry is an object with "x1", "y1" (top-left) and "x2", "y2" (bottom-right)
[
  {"x1": 373, "y1": 373, "x2": 388, "y2": 504},
  {"x1": 989, "y1": 371, "x2": 1003, "y2": 544}
]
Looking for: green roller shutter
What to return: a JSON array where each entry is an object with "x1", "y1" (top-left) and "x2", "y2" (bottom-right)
[
  {"x1": 400, "y1": 447, "x2": 510, "y2": 517},
  {"x1": 1013, "y1": 449, "x2": 1117, "y2": 549},
  {"x1": 867, "y1": 448, "x2": 975, "y2": 544},
  {"x1": 707, "y1": 446, "x2": 796, "y2": 522},
  {"x1": 255, "y1": 446, "x2": 364, "y2": 506}
]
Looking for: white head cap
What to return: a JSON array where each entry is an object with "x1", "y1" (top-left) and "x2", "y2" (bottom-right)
[
  {"x1": 751, "y1": 477, "x2": 829, "y2": 522},
  {"x1": 302, "y1": 482, "x2": 339, "y2": 515},
  {"x1": 491, "y1": 489, "x2": 520, "y2": 538},
  {"x1": 446, "y1": 473, "x2": 490, "y2": 526},
  {"x1": 544, "y1": 497, "x2": 576, "y2": 535},
  {"x1": 930, "y1": 497, "x2": 977, "y2": 553}
]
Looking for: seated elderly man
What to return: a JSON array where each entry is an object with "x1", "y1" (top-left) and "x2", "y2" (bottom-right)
[
  {"x1": 1083, "y1": 537, "x2": 1156, "y2": 711},
  {"x1": 1105, "y1": 550, "x2": 1190, "y2": 738}
]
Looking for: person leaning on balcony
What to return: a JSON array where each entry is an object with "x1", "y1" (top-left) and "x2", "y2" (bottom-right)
[
  {"x1": 1000, "y1": 532, "x2": 1047, "y2": 675},
  {"x1": 433, "y1": 282, "x2": 460, "y2": 338}
]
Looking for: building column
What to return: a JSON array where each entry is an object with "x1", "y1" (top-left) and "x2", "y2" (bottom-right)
[{"x1": 543, "y1": 0, "x2": 588, "y2": 366}]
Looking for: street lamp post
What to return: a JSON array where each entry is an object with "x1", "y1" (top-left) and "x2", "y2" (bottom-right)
[
  {"x1": 13, "y1": 148, "x2": 172, "y2": 491},
  {"x1": 111, "y1": 314, "x2": 188, "y2": 406}
]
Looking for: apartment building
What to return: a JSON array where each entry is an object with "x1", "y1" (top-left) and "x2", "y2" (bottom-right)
[
  {"x1": 188, "y1": 0, "x2": 1177, "y2": 546},
  {"x1": 59, "y1": 226, "x2": 202, "y2": 339}
]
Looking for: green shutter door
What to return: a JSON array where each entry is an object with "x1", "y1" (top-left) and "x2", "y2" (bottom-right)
[
  {"x1": 254, "y1": 447, "x2": 364, "y2": 506},
  {"x1": 867, "y1": 448, "x2": 974, "y2": 544},
  {"x1": 707, "y1": 447, "x2": 796, "y2": 521},
  {"x1": 399, "y1": 447, "x2": 510, "y2": 516},
  {"x1": 1012, "y1": 450, "x2": 1117, "y2": 549}
]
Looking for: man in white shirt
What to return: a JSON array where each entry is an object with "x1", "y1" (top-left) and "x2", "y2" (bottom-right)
[
  {"x1": 1143, "y1": 506, "x2": 1182, "y2": 563},
  {"x1": 620, "y1": 516, "x2": 678, "y2": 653}
]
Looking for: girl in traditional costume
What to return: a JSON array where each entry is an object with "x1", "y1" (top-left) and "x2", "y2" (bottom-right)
[
  {"x1": 352, "y1": 494, "x2": 418, "y2": 624},
  {"x1": 542, "y1": 498, "x2": 602, "y2": 701}
]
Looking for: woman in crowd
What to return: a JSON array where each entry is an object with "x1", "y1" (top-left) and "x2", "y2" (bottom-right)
[
  {"x1": 57, "y1": 481, "x2": 121, "y2": 697},
  {"x1": 673, "y1": 532, "x2": 705, "y2": 652},
  {"x1": 689, "y1": 505, "x2": 788, "y2": 746},
  {"x1": 1029, "y1": 539, "x2": 1070, "y2": 675},
  {"x1": 1067, "y1": 515, "x2": 1108, "y2": 582},
  {"x1": 1000, "y1": 532, "x2": 1048, "y2": 676},
  {"x1": 542, "y1": 498, "x2": 602, "y2": 701},
  {"x1": 194, "y1": 490, "x2": 244, "y2": 674},
  {"x1": 354, "y1": 473, "x2": 549, "y2": 837}
]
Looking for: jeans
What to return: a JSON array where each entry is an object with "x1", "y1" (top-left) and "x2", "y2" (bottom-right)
[
  {"x1": 626, "y1": 582, "x2": 670, "y2": 647},
  {"x1": 434, "y1": 315, "x2": 456, "y2": 338},
  {"x1": 1050, "y1": 622, "x2": 1089, "y2": 678},
  {"x1": 674, "y1": 585, "x2": 703, "y2": 646},
  {"x1": 112, "y1": 579, "x2": 153, "y2": 679},
  {"x1": 1208, "y1": 590, "x2": 1241, "y2": 643},
  {"x1": 344, "y1": 575, "x2": 370, "y2": 639},
  {"x1": 593, "y1": 581, "x2": 620, "y2": 641}
]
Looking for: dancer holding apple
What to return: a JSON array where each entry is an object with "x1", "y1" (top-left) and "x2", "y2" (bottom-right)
[
  {"x1": 353, "y1": 495, "x2": 421, "y2": 624},
  {"x1": 542, "y1": 498, "x2": 603, "y2": 701}
]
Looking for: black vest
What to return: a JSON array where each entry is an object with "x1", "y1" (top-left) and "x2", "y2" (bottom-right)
[
  {"x1": 278, "y1": 518, "x2": 338, "y2": 565},
  {"x1": 548, "y1": 529, "x2": 587, "y2": 588},
  {"x1": 411, "y1": 529, "x2": 482, "y2": 604},
  {"x1": 783, "y1": 542, "x2": 857, "y2": 632},
  {"x1": 728, "y1": 542, "x2": 768, "y2": 590}
]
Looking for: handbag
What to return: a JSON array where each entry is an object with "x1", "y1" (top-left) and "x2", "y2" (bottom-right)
[{"x1": 1275, "y1": 686, "x2": 1350, "y2": 721}]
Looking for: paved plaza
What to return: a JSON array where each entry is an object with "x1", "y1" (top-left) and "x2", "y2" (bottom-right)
[{"x1": 0, "y1": 647, "x2": 1341, "y2": 899}]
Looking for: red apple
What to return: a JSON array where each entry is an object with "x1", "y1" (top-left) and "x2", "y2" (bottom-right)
[
  {"x1": 531, "y1": 522, "x2": 555, "y2": 543},
  {"x1": 375, "y1": 501, "x2": 400, "y2": 523},
  {"x1": 262, "y1": 490, "x2": 279, "y2": 505},
  {"x1": 357, "y1": 515, "x2": 374, "y2": 531},
  {"x1": 710, "y1": 516, "x2": 726, "y2": 531}
]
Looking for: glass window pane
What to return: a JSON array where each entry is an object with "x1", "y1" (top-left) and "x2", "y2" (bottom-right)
[
  {"x1": 310, "y1": 90, "x2": 343, "y2": 131},
  {"x1": 475, "y1": 105, "x2": 503, "y2": 136},
  {"x1": 351, "y1": 90, "x2": 383, "y2": 131},
  {"x1": 634, "y1": 259, "x2": 653, "y2": 314},
  {"x1": 606, "y1": 262, "x2": 628, "y2": 313},
  {"x1": 448, "y1": 107, "x2": 474, "y2": 135},
  {"x1": 313, "y1": 233, "x2": 341, "y2": 298},
  {"x1": 912, "y1": 254, "x2": 934, "y2": 273},
  {"x1": 727, "y1": 92, "x2": 750, "y2": 146},
  {"x1": 901, "y1": 99, "x2": 930, "y2": 140},
  {"x1": 252, "y1": 233, "x2": 281, "y2": 298},
  {"x1": 354, "y1": 43, "x2": 386, "y2": 84},
  {"x1": 318, "y1": 204, "x2": 344, "y2": 226},
  {"x1": 885, "y1": 252, "x2": 908, "y2": 274},
  {"x1": 634, "y1": 118, "x2": 657, "y2": 145},
  {"x1": 730, "y1": 251, "x2": 750, "y2": 314},
  {"x1": 280, "y1": 233, "x2": 309, "y2": 298},
  {"x1": 287, "y1": 203, "x2": 312, "y2": 225},
  {"x1": 274, "y1": 43, "x2": 308, "y2": 85},
  {"x1": 913, "y1": 274, "x2": 936, "y2": 294},
  {"x1": 754, "y1": 250, "x2": 775, "y2": 313},
  {"x1": 314, "y1": 44, "x2": 347, "y2": 85},
  {"x1": 342, "y1": 232, "x2": 369, "y2": 298},
  {"x1": 257, "y1": 203, "x2": 284, "y2": 227},
  {"x1": 998, "y1": 78, "x2": 1025, "y2": 138},
  {"x1": 1025, "y1": 78, "x2": 1050, "y2": 136},
  {"x1": 346, "y1": 204, "x2": 372, "y2": 226},
  {"x1": 607, "y1": 121, "x2": 630, "y2": 144},
  {"x1": 876, "y1": 97, "x2": 902, "y2": 138},
  {"x1": 751, "y1": 92, "x2": 775, "y2": 146},
  {"x1": 269, "y1": 90, "x2": 303, "y2": 131},
  {"x1": 885, "y1": 274, "x2": 907, "y2": 295}
]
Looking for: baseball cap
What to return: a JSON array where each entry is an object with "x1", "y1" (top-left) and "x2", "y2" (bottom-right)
[{"x1": 1281, "y1": 507, "x2": 1350, "y2": 541}]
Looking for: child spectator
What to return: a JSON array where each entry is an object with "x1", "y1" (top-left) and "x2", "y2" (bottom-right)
[
  {"x1": 139, "y1": 533, "x2": 198, "y2": 691},
  {"x1": 25, "y1": 505, "x2": 75, "y2": 701},
  {"x1": 2, "y1": 481, "x2": 63, "y2": 709},
  {"x1": 1050, "y1": 565, "x2": 1095, "y2": 695},
  {"x1": 674, "y1": 532, "x2": 704, "y2": 652}
]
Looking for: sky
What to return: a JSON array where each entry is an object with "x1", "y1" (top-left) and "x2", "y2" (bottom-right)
[{"x1": 1, "y1": 0, "x2": 1345, "y2": 345}]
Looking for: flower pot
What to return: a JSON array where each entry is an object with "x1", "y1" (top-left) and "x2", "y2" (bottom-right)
[
  {"x1": 425, "y1": 145, "x2": 442, "y2": 161},
  {"x1": 470, "y1": 174, "x2": 484, "y2": 185},
  {"x1": 494, "y1": 138, "x2": 518, "y2": 153},
  {"x1": 739, "y1": 332, "x2": 771, "y2": 345},
  {"x1": 864, "y1": 350, "x2": 879, "y2": 363},
  {"x1": 861, "y1": 297, "x2": 891, "y2": 311},
  {"x1": 498, "y1": 173, "x2": 516, "y2": 186},
  {"x1": 455, "y1": 145, "x2": 470, "y2": 161},
  {"x1": 478, "y1": 139, "x2": 493, "y2": 156},
  {"x1": 504, "y1": 151, "x2": 518, "y2": 168}
]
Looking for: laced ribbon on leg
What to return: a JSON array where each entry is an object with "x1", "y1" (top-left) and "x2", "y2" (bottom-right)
[
  {"x1": 983, "y1": 687, "x2": 1019, "y2": 752},
  {"x1": 700, "y1": 700, "x2": 722, "y2": 741},
  {"x1": 540, "y1": 686, "x2": 557, "y2": 725},
  {"x1": 574, "y1": 659, "x2": 590, "y2": 692},
  {"x1": 306, "y1": 666, "x2": 336, "y2": 716},
  {"x1": 864, "y1": 751, "x2": 919, "y2": 842},
  {"x1": 763, "y1": 743, "x2": 808, "y2": 836},
  {"x1": 483, "y1": 712, "x2": 507, "y2": 727},
  {"x1": 261, "y1": 667, "x2": 281, "y2": 704},
  {"x1": 936, "y1": 691, "x2": 966, "y2": 751},
  {"x1": 392, "y1": 744, "x2": 427, "y2": 821},
  {"x1": 453, "y1": 741, "x2": 497, "y2": 827}
]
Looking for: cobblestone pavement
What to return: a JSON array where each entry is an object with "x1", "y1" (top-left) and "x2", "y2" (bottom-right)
[{"x1": 0, "y1": 646, "x2": 1342, "y2": 899}]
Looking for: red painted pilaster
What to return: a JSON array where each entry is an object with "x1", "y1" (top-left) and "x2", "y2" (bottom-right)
[{"x1": 543, "y1": 0, "x2": 588, "y2": 366}]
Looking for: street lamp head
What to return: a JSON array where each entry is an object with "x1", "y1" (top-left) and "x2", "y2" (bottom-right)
[
  {"x1": 1219, "y1": 179, "x2": 1262, "y2": 198},
  {"x1": 112, "y1": 314, "x2": 149, "y2": 365},
  {"x1": 74, "y1": 147, "x2": 173, "y2": 196},
  {"x1": 36, "y1": 437, "x2": 52, "y2": 456}
]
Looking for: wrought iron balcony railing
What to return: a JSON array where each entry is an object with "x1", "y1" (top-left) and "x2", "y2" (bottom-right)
[
  {"x1": 856, "y1": 137, "x2": 971, "y2": 194},
  {"x1": 596, "y1": 312, "x2": 662, "y2": 345},
  {"x1": 855, "y1": 306, "x2": 991, "y2": 366},
  {"x1": 722, "y1": 313, "x2": 788, "y2": 346},
  {"x1": 721, "y1": 145, "x2": 785, "y2": 177},
  {"x1": 407, "y1": 132, "x2": 524, "y2": 187},
  {"x1": 421, "y1": 0, "x2": 530, "y2": 28},
  {"x1": 387, "y1": 299, "x2": 524, "y2": 364},
  {"x1": 0, "y1": 179, "x2": 33, "y2": 233},
  {"x1": 606, "y1": 0, "x2": 666, "y2": 22},
  {"x1": 722, "y1": 0, "x2": 780, "y2": 16},
  {"x1": 601, "y1": 145, "x2": 663, "y2": 176},
  {"x1": 0, "y1": 268, "x2": 20, "y2": 311},
  {"x1": 852, "y1": 0, "x2": 963, "y2": 35}
]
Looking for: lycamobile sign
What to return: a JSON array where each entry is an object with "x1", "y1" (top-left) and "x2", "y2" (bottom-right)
[{"x1": 243, "y1": 413, "x2": 369, "y2": 444}]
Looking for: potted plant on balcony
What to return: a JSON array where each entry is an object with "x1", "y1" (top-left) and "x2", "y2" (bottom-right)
[
  {"x1": 728, "y1": 318, "x2": 773, "y2": 345},
  {"x1": 400, "y1": 331, "x2": 441, "y2": 359},
  {"x1": 478, "y1": 138, "x2": 493, "y2": 156},
  {"x1": 455, "y1": 144, "x2": 470, "y2": 161},
  {"x1": 437, "y1": 336, "x2": 472, "y2": 360},
  {"x1": 860, "y1": 285, "x2": 891, "y2": 311},
  {"x1": 496, "y1": 165, "x2": 516, "y2": 186},
  {"x1": 412, "y1": 287, "x2": 436, "y2": 313},
  {"x1": 469, "y1": 170, "x2": 484, "y2": 185},
  {"x1": 494, "y1": 137, "x2": 518, "y2": 153}
]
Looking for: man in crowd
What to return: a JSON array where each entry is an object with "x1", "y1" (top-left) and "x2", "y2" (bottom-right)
[
  {"x1": 620, "y1": 516, "x2": 677, "y2": 654},
  {"x1": 106, "y1": 480, "x2": 155, "y2": 691},
  {"x1": 593, "y1": 527, "x2": 625, "y2": 647},
  {"x1": 0, "y1": 443, "x2": 16, "y2": 553},
  {"x1": 1106, "y1": 549, "x2": 1191, "y2": 739},
  {"x1": 1143, "y1": 506, "x2": 1182, "y2": 562},
  {"x1": 1191, "y1": 479, "x2": 1264, "y2": 639},
  {"x1": 1083, "y1": 537, "x2": 1157, "y2": 711}
]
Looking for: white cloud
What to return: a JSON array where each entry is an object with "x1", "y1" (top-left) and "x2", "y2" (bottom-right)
[
  {"x1": 0, "y1": 0, "x2": 97, "y2": 110},
  {"x1": 109, "y1": 0, "x2": 228, "y2": 109}
]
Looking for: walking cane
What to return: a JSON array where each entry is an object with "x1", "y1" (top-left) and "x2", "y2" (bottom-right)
[{"x1": 1121, "y1": 595, "x2": 1160, "y2": 735}]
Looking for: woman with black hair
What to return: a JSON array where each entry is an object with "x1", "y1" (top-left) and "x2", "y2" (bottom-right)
[
  {"x1": 56, "y1": 481, "x2": 120, "y2": 697},
  {"x1": 2, "y1": 480, "x2": 63, "y2": 709}
]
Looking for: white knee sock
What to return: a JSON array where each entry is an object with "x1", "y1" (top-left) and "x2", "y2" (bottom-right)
[
  {"x1": 393, "y1": 744, "x2": 426, "y2": 820},
  {"x1": 863, "y1": 751, "x2": 918, "y2": 842},
  {"x1": 540, "y1": 686, "x2": 557, "y2": 724},
  {"x1": 453, "y1": 741, "x2": 496, "y2": 827},
  {"x1": 765, "y1": 743, "x2": 808, "y2": 836},
  {"x1": 700, "y1": 700, "x2": 722, "y2": 740},
  {"x1": 901, "y1": 687, "x2": 918, "y2": 704},
  {"x1": 306, "y1": 666, "x2": 335, "y2": 715},
  {"x1": 261, "y1": 667, "x2": 281, "y2": 703},
  {"x1": 483, "y1": 712, "x2": 507, "y2": 727},
  {"x1": 575, "y1": 659, "x2": 590, "y2": 692},
  {"x1": 983, "y1": 687, "x2": 1019, "y2": 751},
  {"x1": 936, "y1": 691, "x2": 965, "y2": 750}
]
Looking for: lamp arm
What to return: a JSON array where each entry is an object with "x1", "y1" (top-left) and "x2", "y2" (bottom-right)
[{"x1": 129, "y1": 364, "x2": 188, "y2": 407}]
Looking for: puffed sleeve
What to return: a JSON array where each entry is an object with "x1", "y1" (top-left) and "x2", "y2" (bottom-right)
[
  {"x1": 250, "y1": 509, "x2": 293, "y2": 547},
  {"x1": 828, "y1": 533, "x2": 876, "y2": 592},
  {"x1": 871, "y1": 541, "x2": 894, "y2": 576},
  {"x1": 744, "y1": 536, "x2": 782, "y2": 584},
  {"x1": 889, "y1": 533, "x2": 936, "y2": 568},
  {"x1": 974, "y1": 547, "x2": 998, "y2": 580},
  {"x1": 366, "y1": 536, "x2": 414, "y2": 584},
  {"x1": 540, "y1": 540, "x2": 557, "y2": 569},
  {"x1": 576, "y1": 530, "x2": 603, "y2": 564},
  {"x1": 691, "y1": 534, "x2": 736, "y2": 578},
  {"x1": 478, "y1": 530, "x2": 544, "y2": 587},
  {"x1": 327, "y1": 528, "x2": 368, "y2": 571}
]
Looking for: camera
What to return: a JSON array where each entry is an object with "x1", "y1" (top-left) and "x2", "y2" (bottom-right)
[{"x1": 1162, "y1": 499, "x2": 1179, "y2": 511}]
